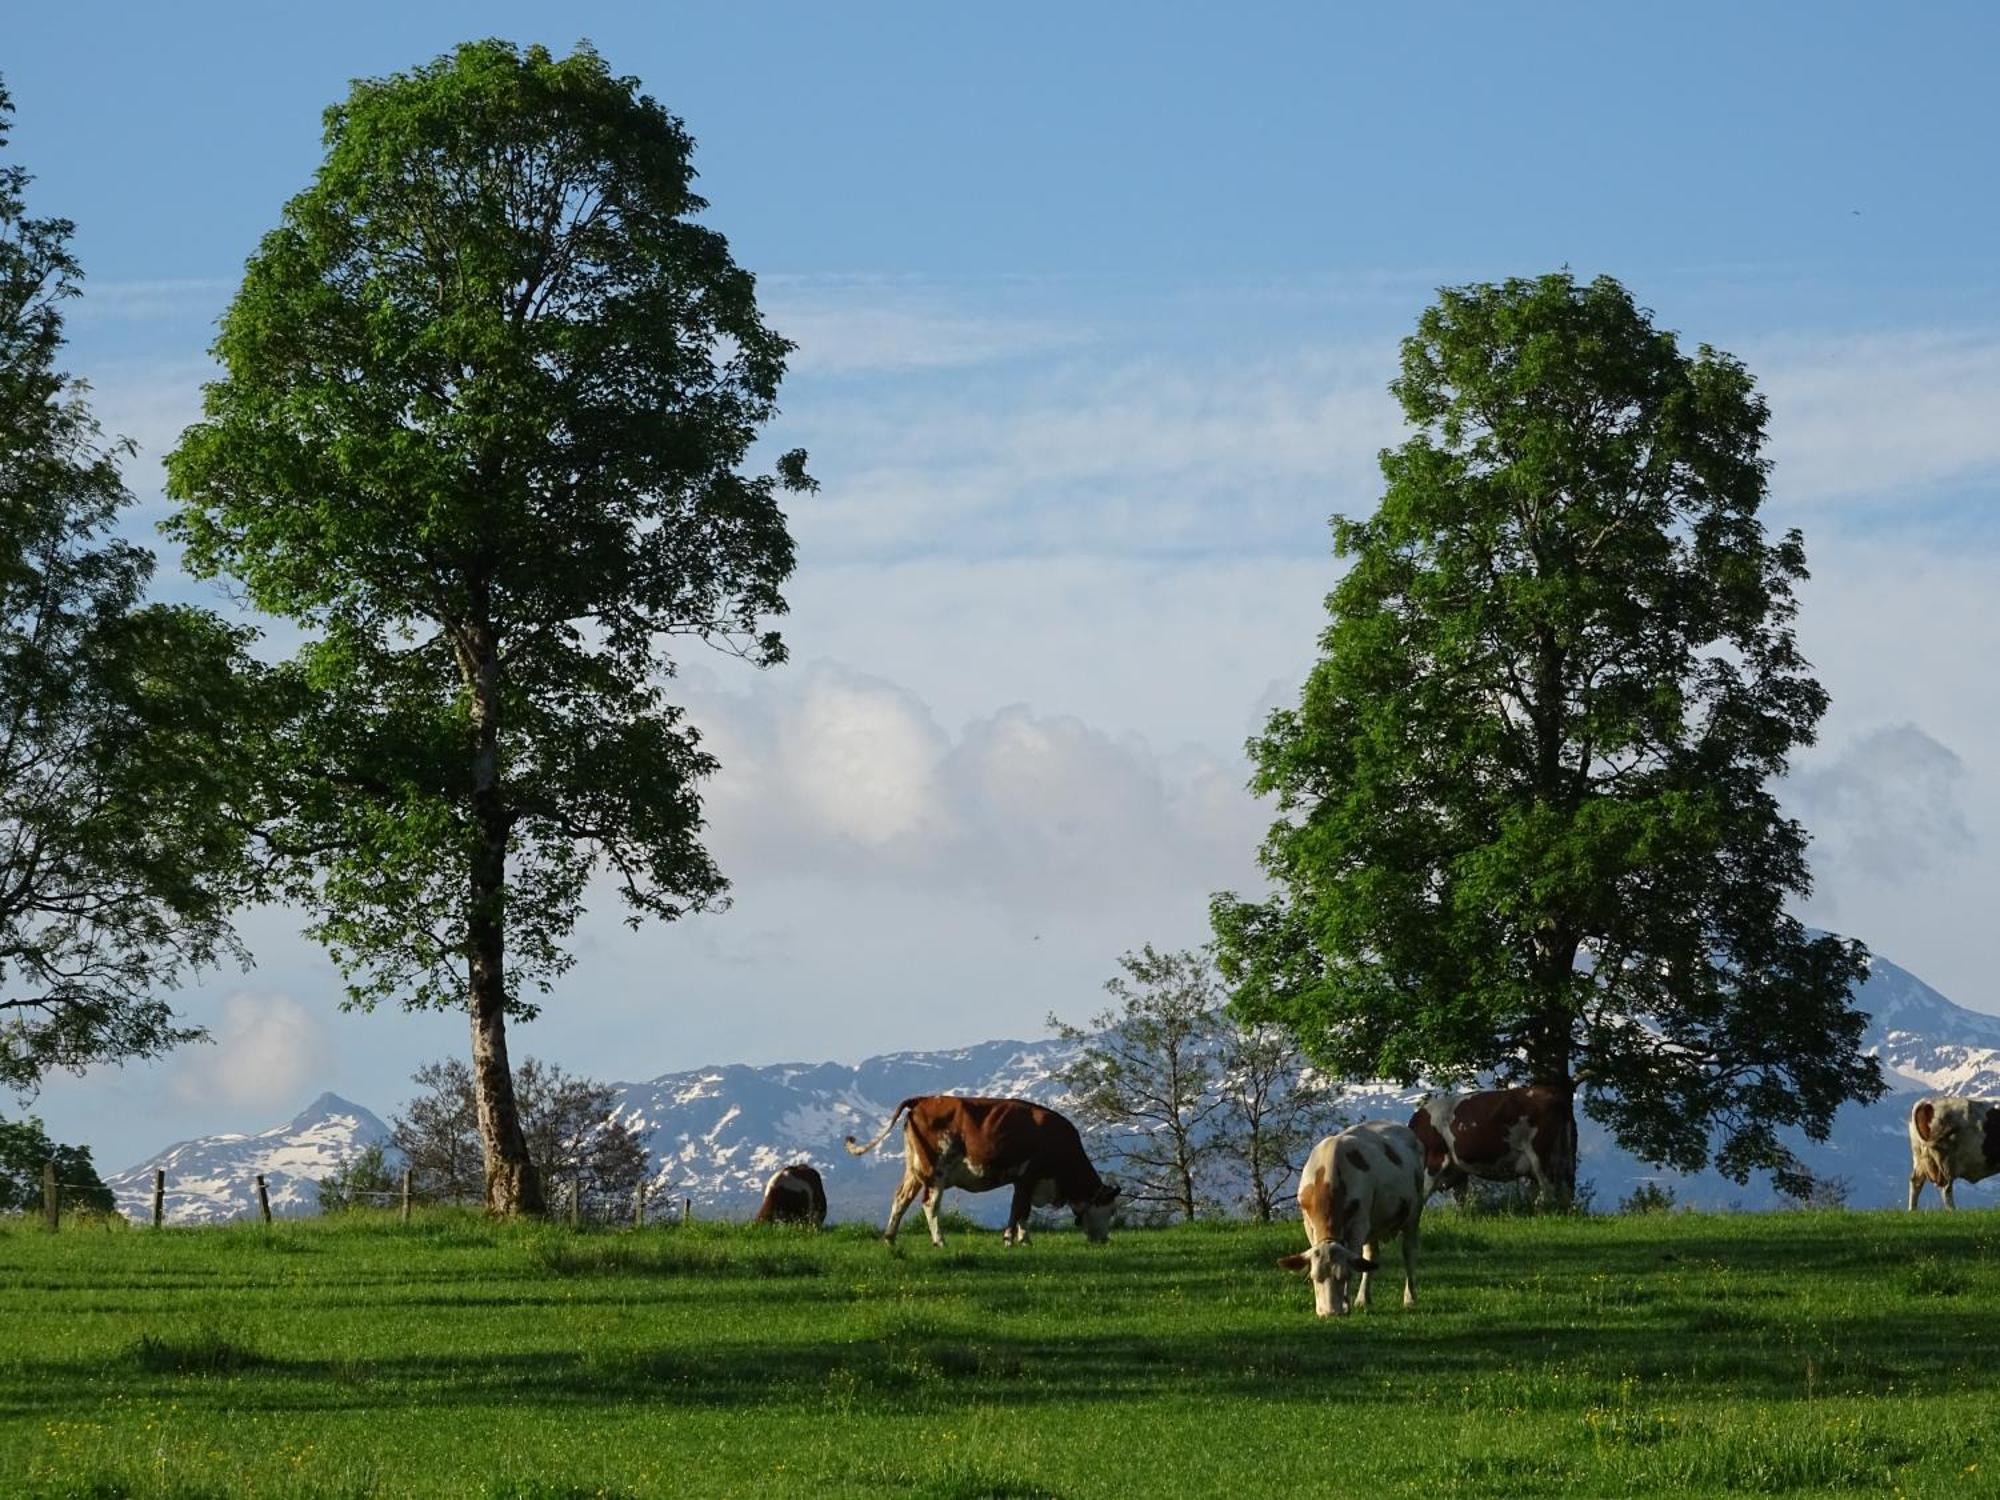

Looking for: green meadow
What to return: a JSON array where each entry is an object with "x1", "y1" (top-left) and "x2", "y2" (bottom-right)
[{"x1": 0, "y1": 1208, "x2": 1994, "y2": 1497}]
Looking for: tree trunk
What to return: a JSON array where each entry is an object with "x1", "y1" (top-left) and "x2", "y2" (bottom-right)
[
  {"x1": 1527, "y1": 923, "x2": 1581, "y2": 1206},
  {"x1": 470, "y1": 966, "x2": 542, "y2": 1216},
  {"x1": 465, "y1": 624, "x2": 543, "y2": 1217}
]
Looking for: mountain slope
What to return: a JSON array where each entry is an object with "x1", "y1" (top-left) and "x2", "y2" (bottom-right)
[
  {"x1": 609, "y1": 951, "x2": 2000, "y2": 1217},
  {"x1": 107, "y1": 951, "x2": 2000, "y2": 1223},
  {"x1": 106, "y1": 1093, "x2": 393, "y2": 1225}
]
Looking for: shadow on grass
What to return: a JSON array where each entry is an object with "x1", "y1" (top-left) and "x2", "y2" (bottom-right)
[{"x1": 0, "y1": 1294, "x2": 1990, "y2": 1422}]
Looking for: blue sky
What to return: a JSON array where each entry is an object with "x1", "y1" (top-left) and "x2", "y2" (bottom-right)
[{"x1": 8, "y1": 5, "x2": 1999, "y2": 1167}]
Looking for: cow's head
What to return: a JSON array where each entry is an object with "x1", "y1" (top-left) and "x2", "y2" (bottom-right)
[
  {"x1": 1275, "y1": 1241, "x2": 1378, "y2": 1318},
  {"x1": 1072, "y1": 1179, "x2": 1120, "y2": 1243}
]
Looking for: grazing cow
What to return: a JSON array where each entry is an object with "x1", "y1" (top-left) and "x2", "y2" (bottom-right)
[
  {"x1": 753, "y1": 1164, "x2": 827, "y2": 1227},
  {"x1": 1275, "y1": 1121, "x2": 1425, "y2": 1318},
  {"x1": 844, "y1": 1095, "x2": 1120, "y2": 1245},
  {"x1": 1907, "y1": 1096, "x2": 2000, "y2": 1209},
  {"x1": 1409, "y1": 1084, "x2": 1577, "y2": 1204}
]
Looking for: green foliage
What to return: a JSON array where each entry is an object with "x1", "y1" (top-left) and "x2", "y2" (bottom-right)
[
  {"x1": 1777, "y1": 1170, "x2": 1851, "y2": 1211},
  {"x1": 1214, "y1": 1015, "x2": 1344, "y2": 1221},
  {"x1": 315, "y1": 1142, "x2": 398, "y2": 1213},
  {"x1": 0, "y1": 1113, "x2": 112, "y2": 1212},
  {"x1": 2, "y1": 1213, "x2": 1998, "y2": 1495},
  {"x1": 1619, "y1": 1180, "x2": 1680, "y2": 1216},
  {"x1": 393, "y1": 1055, "x2": 647, "y2": 1213},
  {"x1": 1050, "y1": 945, "x2": 1224, "y2": 1222},
  {"x1": 163, "y1": 40, "x2": 810, "y2": 1018},
  {"x1": 1215, "y1": 271, "x2": 1881, "y2": 1188},
  {"x1": 0, "y1": 78, "x2": 265, "y2": 1089},
  {"x1": 1449, "y1": 1174, "x2": 1597, "y2": 1218}
]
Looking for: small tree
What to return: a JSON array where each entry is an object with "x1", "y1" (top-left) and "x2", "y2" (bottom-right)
[
  {"x1": 515, "y1": 1057, "x2": 648, "y2": 1218},
  {"x1": 315, "y1": 1142, "x2": 397, "y2": 1213},
  {"x1": 0, "y1": 78, "x2": 263, "y2": 1091},
  {"x1": 1213, "y1": 1019, "x2": 1342, "y2": 1222},
  {"x1": 394, "y1": 1055, "x2": 646, "y2": 1217},
  {"x1": 0, "y1": 1114, "x2": 112, "y2": 1213},
  {"x1": 1619, "y1": 1180, "x2": 1679, "y2": 1216},
  {"x1": 165, "y1": 42, "x2": 811, "y2": 1215},
  {"x1": 391, "y1": 1059, "x2": 483, "y2": 1204},
  {"x1": 1050, "y1": 946, "x2": 1223, "y2": 1223},
  {"x1": 1777, "y1": 1170, "x2": 1850, "y2": 1211}
]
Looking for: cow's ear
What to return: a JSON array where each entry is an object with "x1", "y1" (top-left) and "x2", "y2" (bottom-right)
[
  {"x1": 1275, "y1": 1253, "x2": 1310, "y2": 1273},
  {"x1": 1352, "y1": 1256, "x2": 1379, "y2": 1274},
  {"x1": 1095, "y1": 1182, "x2": 1120, "y2": 1205}
]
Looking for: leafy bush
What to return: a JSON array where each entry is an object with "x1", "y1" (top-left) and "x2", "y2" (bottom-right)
[
  {"x1": 1620, "y1": 1181, "x2": 1679, "y2": 1215},
  {"x1": 0, "y1": 1116, "x2": 114, "y2": 1213},
  {"x1": 316, "y1": 1142, "x2": 398, "y2": 1213},
  {"x1": 1778, "y1": 1172, "x2": 1851, "y2": 1211}
]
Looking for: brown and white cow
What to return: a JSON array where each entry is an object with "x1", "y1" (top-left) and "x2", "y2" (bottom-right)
[
  {"x1": 844, "y1": 1095, "x2": 1119, "y2": 1245},
  {"x1": 1409, "y1": 1084, "x2": 1577, "y2": 1204},
  {"x1": 1907, "y1": 1096, "x2": 2000, "y2": 1209},
  {"x1": 753, "y1": 1163, "x2": 828, "y2": 1227},
  {"x1": 1275, "y1": 1121, "x2": 1425, "y2": 1318}
]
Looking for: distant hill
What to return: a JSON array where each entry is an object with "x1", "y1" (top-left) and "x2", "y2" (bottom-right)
[
  {"x1": 106, "y1": 1093, "x2": 393, "y2": 1225},
  {"x1": 110, "y1": 952, "x2": 2000, "y2": 1223}
]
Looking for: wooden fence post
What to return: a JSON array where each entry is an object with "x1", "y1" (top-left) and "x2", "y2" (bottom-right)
[
  {"x1": 42, "y1": 1160, "x2": 58, "y2": 1232},
  {"x1": 633, "y1": 1182, "x2": 646, "y2": 1229},
  {"x1": 255, "y1": 1174, "x2": 272, "y2": 1224},
  {"x1": 400, "y1": 1168, "x2": 413, "y2": 1224},
  {"x1": 152, "y1": 1169, "x2": 165, "y2": 1229},
  {"x1": 569, "y1": 1173, "x2": 583, "y2": 1228}
]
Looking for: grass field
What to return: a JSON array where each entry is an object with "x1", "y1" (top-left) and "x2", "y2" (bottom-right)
[{"x1": 1, "y1": 1207, "x2": 1997, "y2": 1497}]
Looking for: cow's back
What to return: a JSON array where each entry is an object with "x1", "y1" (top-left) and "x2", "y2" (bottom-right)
[
  {"x1": 1300, "y1": 1121, "x2": 1425, "y2": 1243},
  {"x1": 910, "y1": 1095, "x2": 1086, "y2": 1165},
  {"x1": 1344, "y1": 1121, "x2": 1425, "y2": 1233}
]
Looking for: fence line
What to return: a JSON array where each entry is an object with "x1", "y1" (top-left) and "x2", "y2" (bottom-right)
[{"x1": 33, "y1": 1159, "x2": 704, "y2": 1232}]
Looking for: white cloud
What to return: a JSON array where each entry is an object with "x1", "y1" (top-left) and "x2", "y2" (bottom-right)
[
  {"x1": 168, "y1": 993, "x2": 326, "y2": 1112},
  {"x1": 1787, "y1": 724, "x2": 1975, "y2": 882},
  {"x1": 760, "y1": 273, "x2": 1099, "y2": 376},
  {"x1": 1757, "y1": 330, "x2": 2000, "y2": 508},
  {"x1": 779, "y1": 347, "x2": 1403, "y2": 562},
  {"x1": 683, "y1": 661, "x2": 1266, "y2": 920},
  {"x1": 67, "y1": 277, "x2": 234, "y2": 326}
]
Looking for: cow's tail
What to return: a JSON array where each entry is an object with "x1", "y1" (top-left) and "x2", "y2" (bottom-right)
[{"x1": 845, "y1": 1098, "x2": 920, "y2": 1157}]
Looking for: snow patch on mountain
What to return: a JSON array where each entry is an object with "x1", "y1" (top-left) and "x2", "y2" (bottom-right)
[
  {"x1": 105, "y1": 1093, "x2": 393, "y2": 1225},
  {"x1": 106, "y1": 950, "x2": 2000, "y2": 1223}
]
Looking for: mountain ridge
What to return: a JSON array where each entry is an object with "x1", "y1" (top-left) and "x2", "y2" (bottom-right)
[{"x1": 105, "y1": 952, "x2": 2000, "y2": 1223}]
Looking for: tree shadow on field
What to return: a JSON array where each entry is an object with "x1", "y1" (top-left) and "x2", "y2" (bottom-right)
[{"x1": 4, "y1": 1292, "x2": 2000, "y2": 1421}]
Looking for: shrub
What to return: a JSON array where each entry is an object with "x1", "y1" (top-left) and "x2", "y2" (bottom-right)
[
  {"x1": 316, "y1": 1142, "x2": 398, "y2": 1213},
  {"x1": 1619, "y1": 1181, "x2": 1679, "y2": 1215}
]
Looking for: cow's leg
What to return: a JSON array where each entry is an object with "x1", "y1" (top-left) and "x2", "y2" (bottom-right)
[
  {"x1": 1909, "y1": 1172, "x2": 1926, "y2": 1211},
  {"x1": 1356, "y1": 1240, "x2": 1378, "y2": 1308},
  {"x1": 1401, "y1": 1223, "x2": 1419, "y2": 1307},
  {"x1": 1944, "y1": 1178, "x2": 1958, "y2": 1210},
  {"x1": 922, "y1": 1184, "x2": 946, "y2": 1246},
  {"x1": 883, "y1": 1171, "x2": 924, "y2": 1243},
  {"x1": 1004, "y1": 1181, "x2": 1035, "y2": 1246}
]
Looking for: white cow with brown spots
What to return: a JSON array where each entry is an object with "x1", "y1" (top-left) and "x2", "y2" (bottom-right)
[
  {"x1": 1908, "y1": 1096, "x2": 2000, "y2": 1209},
  {"x1": 1275, "y1": 1120, "x2": 1426, "y2": 1318}
]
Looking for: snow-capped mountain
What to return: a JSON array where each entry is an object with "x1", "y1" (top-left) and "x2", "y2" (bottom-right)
[
  {"x1": 106, "y1": 1093, "x2": 394, "y2": 1225},
  {"x1": 110, "y1": 951, "x2": 2000, "y2": 1222},
  {"x1": 609, "y1": 1037, "x2": 1097, "y2": 1221},
  {"x1": 603, "y1": 952, "x2": 2000, "y2": 1217}
]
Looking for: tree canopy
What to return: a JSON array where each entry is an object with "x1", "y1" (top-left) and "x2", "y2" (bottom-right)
[
  {"x1": 1213, "y1": 272, "x2": 1881, "y2": 1190},
  {"x1": 0, "y1": 1112, "x2": 113, "y2": 1213},
  {"x1": 165, "y1": 41, "x2": 811, "y2": 1213},
  {"x1": 0, "y1": 78, "x2": 263, "y2": 1092}
]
